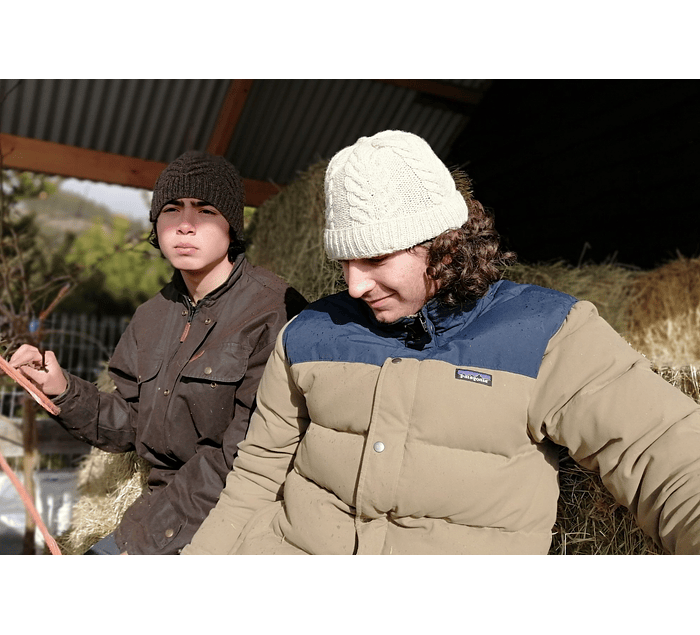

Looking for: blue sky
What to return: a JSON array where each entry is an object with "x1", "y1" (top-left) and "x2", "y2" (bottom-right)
[{"x1": 59, "y1": 178, "x2": 151, "y2": 222}]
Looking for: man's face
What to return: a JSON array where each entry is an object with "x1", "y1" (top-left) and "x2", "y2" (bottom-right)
[
  {"x1": 341, "y1": 247, "x2": 437, "y2": 323},
  {"x1": 156, "y1": 198, "x2": 231, "y2": 277}
]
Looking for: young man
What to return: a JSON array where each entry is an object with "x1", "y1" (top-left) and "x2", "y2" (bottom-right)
[
  {"x1": 183, "y1": 131, "x2": 700, "y2": 555},
  {"x1": 8, "y1": 150, "x2": 306, "y2": 554}
]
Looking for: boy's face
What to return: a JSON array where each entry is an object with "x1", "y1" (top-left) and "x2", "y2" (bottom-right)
[
  {"x1": 156, "y1": 198, "x2": 231, "y2": 277},
  {"x1": 341, "y1": 246, "x2": 437, "y2": 323}
]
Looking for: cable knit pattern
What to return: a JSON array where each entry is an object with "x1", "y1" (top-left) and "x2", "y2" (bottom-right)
[{"x1": 324, "y1": 130, "x2": 469, "y2": 260}]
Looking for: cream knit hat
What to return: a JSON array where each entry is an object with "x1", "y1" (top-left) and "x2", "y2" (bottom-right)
[{"x1": 323, "y1": 130, "x2": 469, "y2": 260}]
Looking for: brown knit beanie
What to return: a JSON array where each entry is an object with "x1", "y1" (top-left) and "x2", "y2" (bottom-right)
[{"x1": 150, "y1": 150, "x2": 245, "y2": 237}]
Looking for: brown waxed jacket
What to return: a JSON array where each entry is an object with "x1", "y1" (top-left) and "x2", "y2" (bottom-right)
[{"x1": 53, "y1": 254, "x2": 306, "y2": 554}]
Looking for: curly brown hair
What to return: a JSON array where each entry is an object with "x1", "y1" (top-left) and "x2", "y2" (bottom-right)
[{"x1": 422, "y1": 168, "x2": 516, "y2": 308}]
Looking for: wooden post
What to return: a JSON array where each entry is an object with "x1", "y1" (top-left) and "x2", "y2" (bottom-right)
[{"x1": 21, "y1": 396, "x2": 38, "y2": 554}]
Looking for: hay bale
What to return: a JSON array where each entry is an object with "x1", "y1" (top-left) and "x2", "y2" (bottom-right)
[
  {"x1": 246, "y1": 160, "x2": 345, "y2": 302},
  {"x1": 653, "y1": 363, "x2": 700, "y2": 402},
  {"x1": 504, "y1": 261, "x2": 644, "y2": 335},
  {"x1": 625, "y1": 257, "x2": 700, "y2": 366},
  {"x1": 55, "y1": 367, "x2": 150, "y2": 555},
  {"x1": 551, "y1": 451, "x2": 663, "y2": 554},
  {"x1": 55, "y1": 448, "x2": 150, "y2": 555},
  {"x1": 505, "y1": 257, "x2": 700, "y2": 369}
]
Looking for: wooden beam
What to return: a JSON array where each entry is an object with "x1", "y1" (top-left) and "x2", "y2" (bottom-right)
[
  {"x1": 0, "y1": 133, "x2": 281, "y2": 207},
  {"x1": 244, "y1": 179, "x2": 282, "y2": 208},
  {"x1": 0, "y1": 133, "x2": 165, "y2": 190},
  {"x1": 206, "y1": 79, "x2": 254, "y2": 156},
  {"x1": 375, "y1": 79, "x2": 487, "y2": 105}
]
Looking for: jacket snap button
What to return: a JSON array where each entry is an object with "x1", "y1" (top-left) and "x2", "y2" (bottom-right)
[
  {"x1": 163, "y1": 389, "x2": 170, "y2": 396},
  {"x1": 373, "y1": 441, "x2": 385, "y2": 453},
  {"x1": 164, "y1": 528, "x2": 174, "y2": 538},
  {"x1": 391, "y1": 358, "x2": 401, "y2": 364},
  {"x1": 181, "y1": 310, "x2": 187, "y2": 316},
  {"x1": 204, "y1": 367, "x2": 212, "y2": 375},
  {"x1": 205, "y1": 318, "x2": 211, "y2": 325}
]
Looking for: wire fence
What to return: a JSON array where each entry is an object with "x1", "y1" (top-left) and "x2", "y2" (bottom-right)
[{"x1": 1, "y1": 313, "x2": 130, "y2": 421}]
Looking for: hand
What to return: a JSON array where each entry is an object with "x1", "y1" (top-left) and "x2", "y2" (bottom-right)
[{"x1": 8, "y1": 344, "x2": 68, "y2": 396}]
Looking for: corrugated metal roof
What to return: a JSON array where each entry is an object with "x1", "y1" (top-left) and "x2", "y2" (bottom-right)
[
  {"x1": 0, "y1": 78, "x2": 231, "y2": 160},
  {"x1": 0, "y1": 78, "x2": 490, "y2": 192},
  {"x1": 229, "y1": 79, "x2": 482, "y2": 183}
]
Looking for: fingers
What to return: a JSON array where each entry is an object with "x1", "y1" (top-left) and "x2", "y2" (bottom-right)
[
  {"x1": 8, "y1": 344, "x2": 43, "y2": 369},
  {"x1": 7, "y1": 346, "x2": 67, "y2": 396}
]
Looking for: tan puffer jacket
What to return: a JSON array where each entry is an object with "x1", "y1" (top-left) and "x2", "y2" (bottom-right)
[{"x1": 184, "y1": 281, "x2": 700, "y2": 555}]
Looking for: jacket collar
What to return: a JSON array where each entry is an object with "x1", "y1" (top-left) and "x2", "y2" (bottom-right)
[
  {"x1": 172, "y1": 253, "x2": 247, "y2": 309},
  {"x1": 363, "y1": 283, "x2": 499, "y2": 350}
]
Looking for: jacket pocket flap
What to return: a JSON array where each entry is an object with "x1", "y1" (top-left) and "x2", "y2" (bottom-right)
[
  {"x1": 137, "y1": 355, "x2": 163, "y2": 384},
  {"x1": 182, "y1": 343, "x2": 251, "y2": 383}
]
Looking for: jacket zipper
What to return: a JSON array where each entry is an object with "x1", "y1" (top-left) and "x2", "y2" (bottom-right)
[
  {"x1": 404, "y1": 309, "x2": 432, "y2": 349},
  {"x1": 180, "y1": 297, "x2": 197, "y2": 343},
  {"x1": 417, "y1": 310, "x2": 429, "y2": 336}
]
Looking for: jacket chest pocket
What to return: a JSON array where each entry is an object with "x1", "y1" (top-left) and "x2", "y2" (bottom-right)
[
  {"x1": 136, "y1": 356, "x2": 164, "y2": 403},
  {"x1": 180, "y1": 343, "x2": 251, "y2": 440}
]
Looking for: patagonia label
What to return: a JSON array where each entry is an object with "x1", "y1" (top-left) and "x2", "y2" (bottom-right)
[{"x1": 455, "y1": 368, "x2": 492, "y2": 387}]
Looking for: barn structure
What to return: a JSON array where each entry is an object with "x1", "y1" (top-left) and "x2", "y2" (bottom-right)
[{"x1": 2, "y1": 78, "x2": 698, "y2": 269}]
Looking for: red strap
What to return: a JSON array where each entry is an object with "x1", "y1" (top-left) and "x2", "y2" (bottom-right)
[{"x1": 0, "y1": 449, "x2": 62, "y2": 555}]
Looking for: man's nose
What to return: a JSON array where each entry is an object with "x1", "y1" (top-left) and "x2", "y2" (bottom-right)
[
  {"x1": 177, "y1": 210, "x2": 197, "y2": 233},
  {"x1": 344, "y1": 262, "x2": 375, "y2": 298}
]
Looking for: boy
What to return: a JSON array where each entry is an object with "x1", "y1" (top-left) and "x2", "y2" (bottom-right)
[{"x1": 9, "y1": 150, "x2": 305, "y2": 554}]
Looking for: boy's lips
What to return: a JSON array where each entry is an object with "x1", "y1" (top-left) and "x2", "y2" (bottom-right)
[{"x1": 174, "y1": 243, "x2": 197, "y2": 253}]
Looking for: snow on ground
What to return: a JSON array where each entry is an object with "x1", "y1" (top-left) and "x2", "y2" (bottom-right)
[{"x1": 0, "y1": 470, "x2": 78, "y2": 555}]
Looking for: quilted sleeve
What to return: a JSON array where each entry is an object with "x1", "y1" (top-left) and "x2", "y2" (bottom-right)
[{"x1": 528, "y1": 300, "x2": 700, "y2": 554}]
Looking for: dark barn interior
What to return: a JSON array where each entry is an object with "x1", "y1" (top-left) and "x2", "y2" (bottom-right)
[{"x1": 448, "y1": 80, "x2": 700, "y2": 269}]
